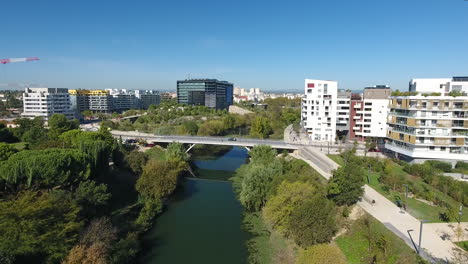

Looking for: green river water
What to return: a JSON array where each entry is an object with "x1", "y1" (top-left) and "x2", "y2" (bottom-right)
[{"x1": 139, "y1": 146, "x2": 250, "y2": 264}]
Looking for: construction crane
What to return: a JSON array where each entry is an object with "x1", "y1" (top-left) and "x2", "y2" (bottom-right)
[{"x1": 0, "y1": 57, "x2": 39, "y2": 64}]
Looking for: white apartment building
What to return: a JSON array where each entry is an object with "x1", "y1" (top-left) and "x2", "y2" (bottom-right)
[
  {"x1": 386, "y1": 77, "x2": 468, "y2": 163},
  {"x1": 336, "y1": 90, "x2": 351, "y2": 140},
  {"x1": 302, "y1": 79, "x2": 337, "y2": 141},
  {"x1": 22, "y1": 87, "x2": 74, "y2": 120},
  {"x1": 350, "y1": 86, "x2": 391, "y2": 141}
]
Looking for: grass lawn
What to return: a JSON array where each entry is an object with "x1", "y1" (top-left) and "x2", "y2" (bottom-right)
[
  {"x1": 455, "y1": 241, "x2": 468, "y2": 251},
  {"x1": 327, "y1": 154, "x2": 344, "y2": 166},
  {"x1": 336, "y1": 212, "x2": 421, "y2": 264},
  {"x1": 366, "y1": 169, "x2": 468, "y2": 223},
  {"x1": 243, "y1": 212, "x2": 295, "y2": 264}
]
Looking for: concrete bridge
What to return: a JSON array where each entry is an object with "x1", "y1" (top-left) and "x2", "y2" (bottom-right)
[{"x1": 111, "y1": 130, "x2": 301, "y2": 151}]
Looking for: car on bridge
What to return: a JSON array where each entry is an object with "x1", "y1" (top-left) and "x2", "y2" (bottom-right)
[{"x1": 227, "y1": 137, "x2": 237, "y2": 141}]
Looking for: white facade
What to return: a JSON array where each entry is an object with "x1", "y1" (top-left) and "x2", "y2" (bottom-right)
[
  {"x1": 336, "y1": 91, "x2": 351, "y2": 134},
  {"x1": 22, "y1": 87, "x2": 74, "y2": 120},
  {"x1": 355, "y1": 98, "x2": 388, "y2": 138},
  {"x1": 386, "y1": 77, "x2": 468, "y2": 162},
  {"x1": 302, "y1": 79, "x2": 337, "y2": 142},
  {"x1": 409, "y1": 77, "x2": 468, "y2": 94}
]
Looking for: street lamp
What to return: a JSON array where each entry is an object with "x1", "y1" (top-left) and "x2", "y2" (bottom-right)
[
  {"x1": 418, "y1": 220, "x2": 429, "y2": 255},
  {"x1": 367, "y1": 164, "x2": 371, "y2": 184},
  {"x1": 402, "y1": 184, "x2": 409, "y2": 211},
  {"x1": 459, "y1": 204, "x2": 463, "y2": 224}
]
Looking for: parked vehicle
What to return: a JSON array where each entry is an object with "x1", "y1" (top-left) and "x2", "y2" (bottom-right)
[
  {"x1": 368, "y1": 148, "x2": 381, "y2": 152},
  {"x1": 227, "y1": 137, "x2": 237, "y2": 141}
]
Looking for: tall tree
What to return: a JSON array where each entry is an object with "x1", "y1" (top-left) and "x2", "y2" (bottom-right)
[
  {"x1": 327, "y1": 162, "x2": 365, "y2": 206},
  {"x1": 0, "y1": 191, "x2": 82, "y2": 264}
]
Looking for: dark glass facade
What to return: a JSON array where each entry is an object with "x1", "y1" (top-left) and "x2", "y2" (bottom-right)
[{"x1": 177, "y1": 79, "x2": 234, "y2": 109}]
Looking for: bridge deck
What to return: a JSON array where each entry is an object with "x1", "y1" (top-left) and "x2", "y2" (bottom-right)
[{"x1": 111, "y1": 131, "x2": 300, "y2": 150}]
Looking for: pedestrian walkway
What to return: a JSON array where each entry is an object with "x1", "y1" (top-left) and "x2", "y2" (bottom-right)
[
  {"x1": 293, "y1": 148, "x2": 462, "y2": 262},
  {"x1": 359, "y1": 185, "x2": 457, "y2": 262}
]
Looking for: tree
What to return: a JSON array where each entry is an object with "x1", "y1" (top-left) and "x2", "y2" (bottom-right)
[
  {"x1": 197, "y1": 120, "x2": 225, "y2": 136},
  {"x1": 48, "y1": 114, "x2": 79, "y2": 139},
  {"x1": 239, "y1": 161, "x2": 283, "y2": 211},
  {"x1": 250, "y1": 116, "x2": 273, "y2": 138},
  {"x1": 0, "y1": 191, "x2": 82, "y2": 264},
  {"x1": 296, "y1": 244, "x2": 346, "y2": 264},
  {"x1": 364, "y1": 137, "x2": 376, "y2": 157},
  {"x1": 62, "y1": 243, "x2": 107, "y2": 264},
  {"x1": 166, "y1": 142, "x2": 189, "y2": 162},
  {"x1": 249, "y1": 145, "x2": 277, "y2": 164},
  {"x1": 263, "y1": 181, "x2": 316, "y2": 236},
  {"x1": 327, "y1": 163, "x2": 365, "y2": 206},
  {"x1": 222, "y1": 114, "x2": 236, "y2": 130},
  {"x1": 183, "y1": 121, "x2": 199, "y2": 135},
  {"x1": 125, "y1": 150, "x2": 148, "y2": 175},
  {"x1": 135, "y1": 159, "x2": 185, "y2": 200},
  {"x1": 0, "y1": 142, "x2": 17, "y2": 161},
  {"x1": 288, "y1": 194, "x2": 338, "y2": 247},
  {"x1": 0, "y1": 123, "x2": 15, "y2": 143},
  {"x1": 74, "y1": 180, "x2": 111, "y2": 209}
]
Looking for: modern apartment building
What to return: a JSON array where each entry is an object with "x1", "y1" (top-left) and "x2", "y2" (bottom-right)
[
  {"x1": 349, "y1": 86, "x2": 391, "y2": 141},
  {"x1": 386, "y1": 77, "x2": 468, "y2": 162},
  {"x1": 22, "y1": 87, "x2": 74, "y2": 120},
  {"x1": 177, "y1": 79, "x2": 234, "y2": 109},
  {"x1": 336, "y1": 90, "x2": 351, "y2": 140},
  {"x1": 70, "y1": 89, "x2": 160, "y2": 114},
  {"x1": 301, "y1": 79, "x2": 337, "y2": 141}
]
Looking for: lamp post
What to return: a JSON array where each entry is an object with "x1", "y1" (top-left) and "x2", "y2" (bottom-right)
[
  {"x1": 418, "y1": 220, "x2": 429, "y2": 255},
  {"x1": 367, "y1": 164, "x2": 371, "y2": 184},
  {"x1": 402, "y1": 184, "x2": 409, "y2": 211},
  {"x1": 327, "y1": 141, "x2": 330, "y2": 154},
  {"x1": 459, "y1": 204, "x2": 463, "y2": 224}
]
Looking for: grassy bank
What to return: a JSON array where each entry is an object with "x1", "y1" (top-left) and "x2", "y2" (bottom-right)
[
  {"x1": 243, "y1": 212, "x2": 296, "y2": 264},
  {"x1": 336, "y1": 211, "x2": 422, "y2": 264}
]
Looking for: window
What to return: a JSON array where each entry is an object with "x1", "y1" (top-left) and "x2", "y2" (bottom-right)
[
  {"x1": 429, "y1": 146, "x2": 435, "y2": 151},
  {"x1": 441, "y1": 147, "x2": 446, "y2": 151}
]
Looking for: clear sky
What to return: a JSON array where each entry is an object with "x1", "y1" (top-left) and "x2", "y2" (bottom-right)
[{"x1": 1, "y1": 0, "x2": 467, "y2": 91}]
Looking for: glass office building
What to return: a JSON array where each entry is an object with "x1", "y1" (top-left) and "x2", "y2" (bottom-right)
[{"x1": 177, "y1": 79, "x2": 234, "y2": 109}]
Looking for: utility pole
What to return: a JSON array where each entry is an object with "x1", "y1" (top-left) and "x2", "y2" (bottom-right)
[
  {"x1": 459, "y1": 205, "x2": 463, "y2": 224},
  {"x1": 367, "y1": 164, "x2": 371, "y2": 184}
]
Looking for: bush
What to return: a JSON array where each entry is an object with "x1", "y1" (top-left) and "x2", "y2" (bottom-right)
[
  {"x1": 288, "y1": 194, "x2": 337, "y2": 247},
  {"x1": 296, "y1": 244, "x2": 346, "y2": 264},
  {"x1": 425, "y1": 160, "x2": 452, "y2": 173}
]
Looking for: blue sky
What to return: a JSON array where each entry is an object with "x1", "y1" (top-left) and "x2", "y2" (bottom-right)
[{"x1": 1, "y1": 0, "x2": 467, "y2": 91}]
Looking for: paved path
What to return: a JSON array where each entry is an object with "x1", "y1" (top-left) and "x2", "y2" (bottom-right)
[
  {"x1": 359, "y1": 185, "x2": 457, "y2": 262},
  {"x1": 292, "y1": 147, "x2": 461, "y2": 262}
]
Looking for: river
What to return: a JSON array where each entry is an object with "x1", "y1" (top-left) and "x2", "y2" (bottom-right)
[{"x1": 139, "y1": 146, "x2": 250, "y2": 264}]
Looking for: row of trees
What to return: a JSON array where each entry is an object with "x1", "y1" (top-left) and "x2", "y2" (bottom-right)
[{"x1": 104, "y1": 97, "x2": 300, "y2": 139}]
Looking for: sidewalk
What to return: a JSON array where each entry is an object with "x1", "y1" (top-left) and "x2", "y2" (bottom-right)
[
  {"x1": 292, "y1": 147, "x2": 461, "y2": 262},
  {"x1": 359, "y1": 185, "x2": 458, "y2": 262}
]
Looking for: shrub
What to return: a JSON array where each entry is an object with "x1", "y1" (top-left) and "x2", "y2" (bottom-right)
[{"x1": 296, "y1": 244, "x2": 346, "y2": 264}]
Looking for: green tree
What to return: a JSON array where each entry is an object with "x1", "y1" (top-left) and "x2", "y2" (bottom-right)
[
  {"x1": 0, "y1": 148, "x2": 90, "y2": 190},
  {"x1": 222, "y1": 114, "x2": 236, "y2": 130},
  {"x1": 125, "y1": 150, "x2": 148, "y2": 175},
  {"x1": 288, "y1": 194, "x2": 338, "y2": 247},
  {"x1": 263, "y1": 181, "x2": 316, "y2": 236},
  {"x1": 0, "y1": 142, "x2": 17, "y2": 161},
  {"x1": 296, "y1": 244, "x2": 346, "y2": 264},
  {"x1": 0, "y1": 191, "x2": 82, "y2": 264},
  {"x1": 327, "y1": 163, "x2": 365, "y2": 206},
  {"x1": 197, "y1": 120, "x2": 225, "y2": 136},
  {"x1": 183, "y1": 121, "x2": 199, "y2": 135},
  {"x1": 135, "y1": 159, "x2": 185, "y2": 200},
  {"x1": 0, "y1": 123, "x2": 15, "y2": 143},
  {"x1": 250, "y1": 116, "x2": 273, "y2": 138},
  {"x1": 249, "y1": 145, "x2": 277, "y2": 164},
  {"x1": 48, "y1": 114, "x2": 79, "y2": 139},
  {"x1": 166, "y1": 142, "x2": 189, "y2": 162},
  {"x1": 74, "y1": 180, "x2": 111, "y2": 210},
  {"x1": 239, "y1": 161, "x2": 283, "y2": 211}
]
